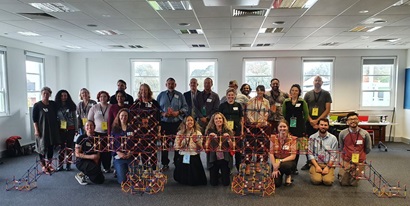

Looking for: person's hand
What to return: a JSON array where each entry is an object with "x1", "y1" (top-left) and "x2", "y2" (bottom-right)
[
  {"x1": 34, "y1": 131, "x2": 41, "y2": 138},
  {"x1": 322, "y1": 166, "x2": 329, "y2": 175},
  {"x1": 272, "y1": 170, "x2": 281, "y2": 178},
  {"x1": 171, "y1": 111, "x2": 179, "y2": 117},
  {"x1": 315, "y1": 165, "x2": 322, "y2": 173},
  {"x1": 273, "y1": 162, "x2": 280, "y2": 171},
  {"x1": 209, "y1": 133, "x2": 217, "y2": 138},
  {"x1": 310, "y1": 119, "x2": 318, "y2": 127},
  {"x1": 200, "y1": 117, "x2": 207, "y2": 123}
]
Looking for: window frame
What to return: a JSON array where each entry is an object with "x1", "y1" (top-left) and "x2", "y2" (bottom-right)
[
  {"x1": 360, "y1": 57, "x2": 396, "y2": 110},
  {"x1": 130, "y1": 59, "x2": 161, "y2": 98},
  {"x1": 301, "y1": 57, "x2": 334, "y2": 96},
  {"x1": 242, "y1": 58, "x2": 275, "y2": 98},
  {"x1": 25, "y1": 51, "x2": 45, "y2": 110},
  {"x1": 0, "y1": 46, "x2": 9, "y2": 116},
  {"x1": 186, "y1": 59, "x2": 218, "y2": 92}
]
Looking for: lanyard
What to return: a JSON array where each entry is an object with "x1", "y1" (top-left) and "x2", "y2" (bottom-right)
[
  {"x1": 348, "y1": 129, "x2": 360, "y2": 148},
  {"x1": 60, "y1": 107, "x2": 70, "y2": 120},
  {"x1": 81, "y1": 101, "x2": 89, "y2": 116},
  {"x1": 167, "y1": 92, "x2": 175, "y2": 104},
  {"x1": 100, "y1": 104, "x2": 108, "y2": 119}
]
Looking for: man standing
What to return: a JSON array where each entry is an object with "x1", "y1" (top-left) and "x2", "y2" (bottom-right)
[
  {"x1": 302, "y1": 75, "x2": 332, "y2": 170},
  {"x1": 109, "y1": 79, "x2": 134, "y2": 105},
  {"x1": 265, "y1": 78, "x2": 288, "y2": 133},
  {"x1": 195, "y1": 77, "x2": 220, "y2": 133},
  {"x1": 183, "y1": 78, "x2": 199, "y2": 118},
  {"x1": 308, "y1": 118, "x2": 338, "y2": 186},
  {"x1": 157, "y1": 78, "x2": 188, "y2": 171},
  {"x1": 339, "y1": 112, "x2": 372, "y2": 186}
]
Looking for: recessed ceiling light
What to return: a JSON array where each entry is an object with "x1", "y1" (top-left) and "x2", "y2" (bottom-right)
[
  {"x1": 374, "y1": 20, "x2": 387, "y2": 24},
  {"x1": 273, "y1": 21, "x2": 285, "y2": 25},
  {"x1": 65, "y1": 45, "x2": 82, "y2": 49},
  {"x1": 359, "y1": 10, "x2": 369, "y2": 13},
  {"x1": 179, "y1": 23, "x2": 190, "y2": 26},
  {"x1": 102, "y1": 14, "x2": 111, "y2": 17},
  {"x1": 18, "y1": 31, "x2": 41, "y2": 36}
]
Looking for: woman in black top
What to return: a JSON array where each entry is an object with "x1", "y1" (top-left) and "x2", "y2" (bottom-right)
[{"x1": 218, "y1": 88, "x2": 243, "y2": 171}]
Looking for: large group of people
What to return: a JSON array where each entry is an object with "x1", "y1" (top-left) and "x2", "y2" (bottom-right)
[{"x1": 32, "y1": 75, "x2": 371, "y2": 188}]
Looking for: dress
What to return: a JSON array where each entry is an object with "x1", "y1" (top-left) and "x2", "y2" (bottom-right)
[
  {"x1": 32, "y1": 101, "x2": 60, "y2": 155},
  {"x1": 173, "y1": 130, "x2": 207, "y2": 186}
]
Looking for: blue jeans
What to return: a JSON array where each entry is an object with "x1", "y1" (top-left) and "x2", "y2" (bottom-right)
[{"x1": 113, "y1": 158, "x2": 132, "y2": 184}]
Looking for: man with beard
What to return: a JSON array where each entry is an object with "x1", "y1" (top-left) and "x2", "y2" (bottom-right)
[
  {"x1": 109, "y1": 79, "x2": 134, "y2": 105},
  {"x1": 307, "y1": 118, "x2": 338, "y2": 185},
  {"x1": 338, "y1": 112, "x2": 372, "y2": 186},
  {"x1": 195, "y1": 77, "x2": 220, "y2": 133},
  {"x1": 265, "y1": 78, "x2": 288, "y2": 133},
  {"x1": 302, "y1": 75, "x2": 332, "y2": 170}
]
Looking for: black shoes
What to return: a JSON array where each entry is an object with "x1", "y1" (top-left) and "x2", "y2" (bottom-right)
[{"x1": 301, "y1": 164, "x2": 310, "y2": 170}]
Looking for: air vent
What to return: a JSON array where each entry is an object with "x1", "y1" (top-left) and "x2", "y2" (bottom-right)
[
  {"x1": 93, "y1": 30, "x2": 123, "y2": 36},
  {"x1": 129, "y1": 45, "x2": 144, "y2": 48},
  {"x1": 191, "y1": 44, "x2": 206, "y2": 48},
  {"x1": 109, "y1": 45, "x2": 125, "y2": 48},
  {"x1": 148, "y1": 1, "x2": 192, "y2": 11},
  {"x1": 18, "y1": 13, "x2": 57, "y2": 20},
  {"x1": 29, "y1": 3, "x2": 80, "y2": 12},
  {"x1": 254, "y1": 43, "x2": 273, "y2": 47},
  {"x1": 349, "y1": 26, "x2": 382, "y2": 32},
  {"x1": 259, "y1": 28, "x2": 284, "y2": 33},
  {"x1": 373, "y1": 38, "x2": 400, "y2": 42},
  {"x1": 232, "y1": 44, "x2": 252, "y2": 47},
  {"x1": 179, "y1": 29, "x2": 203, "y2": 34},
  {"x1": 232, "y1": 9, "x2": 268, "y2": 17},
  {"x1": 319, "y1": 42, "x2": 340, "y2": 46}
]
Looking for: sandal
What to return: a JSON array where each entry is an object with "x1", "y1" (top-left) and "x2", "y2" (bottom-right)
[
  {"x1": 42, "y1": 166, "x2": 50, "y2": 175},
  {"x1": 285, "y1": 175, "x2": 292, "y2": 186}
]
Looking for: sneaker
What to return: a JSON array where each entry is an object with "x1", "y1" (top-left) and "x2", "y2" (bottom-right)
[
  {"x1": 75, "y1": 173, "x2": 88, "y2": 185},
  {"x1": 102, "y1": 168, "x2": 112, "y2": 173},
  {"x1": 301, "y1": 164, "x2": 310, "y2": 170}
]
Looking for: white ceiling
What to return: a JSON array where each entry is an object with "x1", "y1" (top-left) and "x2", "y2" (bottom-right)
[{"x1": 0, "y1": 0, "x2": 409, "y2": 52}]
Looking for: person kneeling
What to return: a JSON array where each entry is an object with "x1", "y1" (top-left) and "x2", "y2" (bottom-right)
[
  {"x1": 308, "y1": 118, "x2": 338, "y2": 186},
  {"x1": 75, "y1": 120, "x2": 105, "y2": 185}
]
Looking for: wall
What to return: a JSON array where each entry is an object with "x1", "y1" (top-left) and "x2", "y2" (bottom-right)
[
  {"x1": 68, "y1": 49, "x2": 407, "y2": 142},
  {"x1": 0, "y1": 36, "x2": 69, "y2": 155},
  {"x1": 403, "y1": 49, "x2": 410, "y2": 144}
]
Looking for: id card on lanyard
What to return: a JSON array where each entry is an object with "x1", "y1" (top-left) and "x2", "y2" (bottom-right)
[
  {"x1": 101, "y1": 122, "x2": 108, "y2": 130},
  {"x1": 183, "y1": 154, "x2": 190, "y2": 164},
  {"x1": 290, "y1": 117, "x2": 297, "y2": 127}
]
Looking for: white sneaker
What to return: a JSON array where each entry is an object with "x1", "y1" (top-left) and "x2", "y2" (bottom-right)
[{"x1": 75, "y1": 172, "x2": 88, "y2": 185}]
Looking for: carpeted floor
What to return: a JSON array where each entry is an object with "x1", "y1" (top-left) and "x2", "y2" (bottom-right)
[{"x1": 0, "y1": 142, "x2": 409, "y2": 206}]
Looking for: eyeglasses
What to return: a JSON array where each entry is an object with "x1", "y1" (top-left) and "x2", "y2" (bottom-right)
[{"x1": 347, "y1": 118, "x2": 359, "y2": 121}]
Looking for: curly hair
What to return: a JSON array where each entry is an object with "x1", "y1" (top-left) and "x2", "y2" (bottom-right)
[
  {"x1": 205, "y1": 112, "x2": 233, "y2": 135},
  {"x1": 178, "y1": 116, "x2": 201, "y2": 135},
  {"x1": 55, "y1": 90, "x2": 76, "y2": 111}
]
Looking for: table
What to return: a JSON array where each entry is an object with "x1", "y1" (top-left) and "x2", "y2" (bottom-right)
[{"x1": 330, "y1": 122, "x2": 396, "y2": 152}]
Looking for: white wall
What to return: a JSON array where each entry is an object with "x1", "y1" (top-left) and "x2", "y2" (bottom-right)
[
  {"x1": 403, "y1": 49, "x2": 410, "y2": 144},
  {"x1": 0, "y1": 36, "x2": 69, "y2": 154}
]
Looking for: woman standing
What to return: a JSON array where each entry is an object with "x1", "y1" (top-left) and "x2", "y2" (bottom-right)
[
  {"x1": 218, "y1": 88, "x2": 243, "y2": 171},
  {"x1": 129, "y1": 84, "x2": 160, "y2": 170},
  {"x1": 88, "y1": 91, "x2": 112, "y2": 173},
  {"x1": 55, "y1": 90, "x2": 78, "y2": 171},
  {"x1": 205, "y1": 112, "x2": 234, "y2": 186},
  {"x1": 107, "y1": 90, "x2": 130, "y2": 136},
  {"x1": 269, "y1": 120, "x2": 297, "y2": 187},
  {"x1": 282, "y1": 84, "x2": 309, "y2": 173},
  {"x1": 76, "y1": 88, "x2": 97, "y2": 134},
  {"x1": 174, "y1": 116, "x2": 207, "y2": 186},
  {"x1": 111, "y1": 108, "x2": 133, "y2": 184},
  {"x1": 33, "y1": 87, "x2": 60, "y2": 174},
  {"x1": 244, "y1": 85, "x2": 270, "y2": 174}
]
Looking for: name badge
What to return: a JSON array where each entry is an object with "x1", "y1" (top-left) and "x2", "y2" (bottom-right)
[
  {"x1": 227, "y1": 121, "x2": 234, "y2": 130},
  {"x1": 97, "y1": 111, "x2": 103, "y2": 114},
  {"x1": 356, "y1": 140, "x2": 363, "y2": 145},
  {"x1": 175, "y1": 95, "x2": 179, "y2": 99},
  {"x1": 312, "y1": 107, "x2": 319, "y2": 116},
  {"x1": 275, "y1": 102, "x2": 281, "y2": 107},
  {"x1": 282, "y1": 145, "x2": 289, "y2": 150},
  {"x1": 124, "y1": 101, "x2": 129, "y2": 105},
  {"x1": 60, "y1": 121, "x2": 67, "y2": 129},
  {"x1": 207, "y1": 98, "x2": 212, "y2": 103},
  {"x1": 127, "y1": 132, "x2": 134, "y2": 136},
  {"x1": 183, "y1": 154, "x2": 190, "y2": 164},
  {"x1": 101, "y1": 122, "x2": 108, "y2": 130},
  {"x1": 146, "y1": 102, "x2": 152, "y2": 108},
  {"x1": 66, "y1": 109, "x2": 70, "y2": 112},
  {"x1": 295, "y1": 103, "x2": 301, "y2": 107},
  {"x1": 351, "y1": 152, "x2": 359, "y2": 163},
  {"x1": 290, "y1": 117, "x2": 297, "y2": 128},
  {"x1": 233, "y1": 107, "x2": 238, "y2": 111},
  {"x1": 43, "y1": 108, "x2": 48, "y2": 112},
  {"x1": 82, "y1": 118, "x2": 87, "y2": 126}
]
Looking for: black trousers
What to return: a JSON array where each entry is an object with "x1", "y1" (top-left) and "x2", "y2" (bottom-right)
[
  {"x1": 58, "y1": 129, "x2": 75, "y2": 166},
  {"x1": 209, "y1": 159, "x2": 230, "y2": 186},
  {"x1": 160, "y1": 121, "x2": 181, "y2": 166},
  {"x1": 274, "y1": 160, "x2": 296, "y2": 187},
  {"x1": 76, "y1": 159, "x2": 105, "y2": 184},
  {"x1": 95, "y1": 132, "x2": 112, "y2": 171}
]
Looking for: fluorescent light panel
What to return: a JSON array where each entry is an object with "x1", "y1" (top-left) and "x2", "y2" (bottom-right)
[
  {"x1": 273, "y1": 0, "x2": 318, "y2": 8},
  {"x1": 259, "y1": 27, "x2": 284, "y2": 33},
  {"x1": 29, "y1": 3, "x2": 80, "y2": 12},
  {"x1": 148, "y1": 1, "x2": 192, "y2": 10},
  {"x1": 93, "y1": 30, "x2": 123, "y2": 36},
  {"x1": 65, "y1": 45, "x2": 81, "y2": 49},
  {"x1": 179, "y1": 29, "x2": 203, "y2": 34},
  {"x1": 18, "y1": 31, "x2": 41, "y2": 36},
  {"x1": 349, "y1": 26, "x2": 382, "y2": 32}
]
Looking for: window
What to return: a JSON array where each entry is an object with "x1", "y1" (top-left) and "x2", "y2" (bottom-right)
[
  {"x1": 361, "y1": 57, "x2": 395, "y2": 108},
  {"x1": 131, "y1": 59, "x2": 161, "y2": 98},
  {"x1": 302, "y1": 58, "x2": 333, "y2": 95},
  {"x1": 0, "y1": 47, "x2": 8, "y2": 115},
  {"x1": 26, "y1": 52, "x2": 45, "y2": 108},
  {"x1": 187, "y1": 59, "x2": 217, "y2": 91},
  {"x1": 243, "y1": 58, "x2": 274, "y2": 97}
]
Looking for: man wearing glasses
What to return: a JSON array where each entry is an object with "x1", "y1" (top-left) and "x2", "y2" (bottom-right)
[{"x1": 338, "y1": 112, "x2": 372, "y2": 186}]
